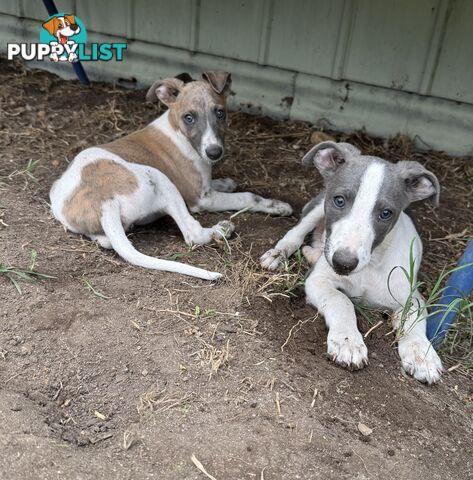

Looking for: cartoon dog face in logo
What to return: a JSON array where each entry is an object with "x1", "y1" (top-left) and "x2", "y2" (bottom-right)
[{"x1": 42, "y1": 15, "x2": 81, "y2": 63}]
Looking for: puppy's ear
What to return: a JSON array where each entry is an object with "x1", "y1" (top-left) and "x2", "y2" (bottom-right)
[
  {"x1": 397, "y1": 161, "x2": 440, "y2": 206},
  {"x1": 65, "y1": 15, "x2": 76, "y2": 25},
  {"x1": 175, "y1": 72, "x2": 194, "y2": 84},
  {"x1": 42, "y1": 17, "x2": 59, "y2": 35},
  {"x1": 202, "y1": 71, "x2": 232, "y2": 96},
  {"x1": 146, "y1": 78, "x2": 185, "y2": 106},
  {"x1": 302, "y1": 141, "x2": 349, "y2": 176},
  {"x1": 337, "y1": 142, "x2": 361, "y2": 157}
]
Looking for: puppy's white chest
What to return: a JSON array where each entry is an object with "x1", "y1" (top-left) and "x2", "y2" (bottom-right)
[{"x1": 339, "y1": 267, "x2": 386, "y2": 307}]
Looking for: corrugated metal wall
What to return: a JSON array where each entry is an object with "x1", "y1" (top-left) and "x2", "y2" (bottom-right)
[{"x1": 0, "y1": 0, "x2": 472, "y2": 154}]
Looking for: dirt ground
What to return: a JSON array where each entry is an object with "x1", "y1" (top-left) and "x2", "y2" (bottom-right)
[{"x1": 0, "y1": 58, "x2": 472, "y2": 480}]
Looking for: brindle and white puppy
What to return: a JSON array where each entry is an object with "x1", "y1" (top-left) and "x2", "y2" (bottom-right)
[
  {"x1": 261, "y1": 141, "x2": 443, "y2": 384},
  {"x1": 50, "y1": 71, "x2": 292, "y2": 280}
]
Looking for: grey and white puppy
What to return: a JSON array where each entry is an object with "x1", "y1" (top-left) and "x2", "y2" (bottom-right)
[{"x1": 261, "y1": 141, "x2": 443, "y2": 384}]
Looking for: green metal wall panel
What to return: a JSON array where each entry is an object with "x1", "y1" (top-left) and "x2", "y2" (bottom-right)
[
  {"x1": 21, "y1": 0, "x2": 76, "y2": 21},
  {"x1": 344, "y1": 0, "x2": 440, "y2": 92},
  {"x1": 265, "y1": 0, "x2": 346, "y2": 77},
  {"x1": 0, "y1": 0, "x2": 19, "y2": 16},
  {"x1": 132, "y1": 0, "x2": 196, "y2": 50},
  {"x1": 76, "y1": 0, "x2": 130, "y2": 38},
  {"x1": 197, "y1": 0, "x2": 266, "y2": 62},
  {"x1": 431, "y1": 0, "x2": 473, "y2": 104}
]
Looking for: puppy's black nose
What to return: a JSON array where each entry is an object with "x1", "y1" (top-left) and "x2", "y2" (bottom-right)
[
  {"x1": 332, "y1": 249, "x2": 359, "y2": 275},
  {"x1": 205, "y1": 145, "x2": 223, "y2": 161},
  {"x1": 70, "y1": 23, "x2": 79, "y2": 31}
]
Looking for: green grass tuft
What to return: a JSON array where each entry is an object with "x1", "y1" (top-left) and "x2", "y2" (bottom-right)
[
  {"x1": 81, "y1": 276, "x2": 110, "y2": 299},
  {"x1": 0, "y1": 250, "x2": 54, "y2": 294}
]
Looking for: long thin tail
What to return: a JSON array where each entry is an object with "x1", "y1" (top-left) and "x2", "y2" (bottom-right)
[{"x1": 101, "y1": 202, "x2": 221, "y2": 281}]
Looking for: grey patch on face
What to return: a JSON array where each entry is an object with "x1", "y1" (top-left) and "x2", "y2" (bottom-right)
[
  {"x1": 322, "y1": 158, "x2": 386, "y2": 264},
  {"x1": 301, "y1": 191, "x2": 325, "y2": 217},
  {"x1": 369, "y1": 162, "x2": 411, "y2": 251},
  {"x1": 314, "y1": 145, "x2": 436, "y2": 269},
  {"x1": 403, "y1": 207, "x2": 419, "y2": 230},
  {"x1": 322, "y1": 158, "x2": 369, "y2": 239},
  {"x1": 204, "y1": 107, "x2": 226, "y2": 160},
  {"x1": 176, "y1": 83, "x2": 227, "y2": 160},
  {"x1": 322, "y1": 155, "x2": 415, "y2": 255},
  {"x1": 253, "y1": 195, "x2": 263, "y2": 204}
]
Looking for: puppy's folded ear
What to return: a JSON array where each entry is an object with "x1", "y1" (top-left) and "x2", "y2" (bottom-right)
[
  {"x1": 175, "y1": 72, "x2": 194, "y2": 84},
  {"x1": 146, "y1": 78, "x2": 185, "y2": 106},
  {"x1": 202, "y1": 71, "x2": 232, "y2": 95},
  {"x1": 397, "y1": 161, "x2": 440, "y2": 206},
  {"x1": 42, "y1": 17, "x2": 59, "y2": 35},
  {"x1": 301, "y1": 141, "x2": 347, "y2": 176},
  {"x1": 65, "y1": 15, "x2": 76, "y2": 25}
]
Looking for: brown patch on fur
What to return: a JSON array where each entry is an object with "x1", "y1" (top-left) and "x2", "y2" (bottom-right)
[
  {"x1": 63, "y1": 159, "x2": 138, "y2": 235},
  {"x1": 103, "y1": 126, "x2": 203, "y2": 206}
]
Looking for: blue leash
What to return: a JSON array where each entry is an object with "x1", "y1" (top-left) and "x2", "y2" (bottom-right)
[{"x1": 42, "y1": 0, "x2": 90, "y2": 85}]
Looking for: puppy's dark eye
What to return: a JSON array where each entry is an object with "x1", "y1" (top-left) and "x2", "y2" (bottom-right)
[
  {"x1": 333, "y1": 195, "x2": 345, "y2": 208},
  {"x1": 379, "y1": 208, "x2": 393, "y2": 220},
  {"x1": 183, "y1": 114, "x2": 195, "y2": 125},
  {"x1": 216, "y1": 109, "x2": 226, "y2": 120}
]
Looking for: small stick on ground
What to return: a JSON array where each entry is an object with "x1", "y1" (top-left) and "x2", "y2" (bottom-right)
[
  {"x1": 353, "y1": 450, "x2": 370, "y2": 476},
  {"x1": 364, "y1": 320, "x2": 384, "y2": 338},
  {"x1": 310, "y1": 387, "x2": 318, "y2": 408},
  {"x1": 123, "y1": 431, "x2": 135, "y2": 450},
  {"x1": 281, "y1": 315, "x2": 318, "y2": 351},
  {"x1": 275, "y1": 392, "x2": 282, "y2": 417},
  {"x1": 191, "y1": 454, "x2": 217, "y2": 480}
]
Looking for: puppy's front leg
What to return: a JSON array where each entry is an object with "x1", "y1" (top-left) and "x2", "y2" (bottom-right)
[
  {"x1": 261, "y1": 197, "x2": 324, "y2": 271},
  {"x1": 305, "y1": 264, "x2": 368, "y2": 369},
  {"x1": 155, "y1": 176, "x2": 234, "y2": 245},
  {"x1": 393, "y1": 293, "x2": 443, "y2": 384},
  {"x1": 196, "y1": 190, "x2": 292, "y2": 216}
]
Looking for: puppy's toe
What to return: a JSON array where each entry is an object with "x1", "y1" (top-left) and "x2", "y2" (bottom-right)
[
  {"x1": 260, "y1": 248, "x2": 286, "y2": 271},
  {"x1": 327, "y1": 331, "x2": 368, "y2": 370},
  {"x1": 212, "y1": 220, "x2": 235, "y2": 240},
  {"x1": 221, "y1": 178, "x2": 238, "y2": 192},
  {"x1": 271, "y1": 201, "x2": 293, "y2": 217},
  {"x1": 398, "y1": 340, "x2": 443, "y2": 384}
]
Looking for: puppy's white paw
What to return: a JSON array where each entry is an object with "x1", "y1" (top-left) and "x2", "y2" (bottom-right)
[
  {"x1": 206, "y1": 271, "x2": 222, "y2": 281},
  {"x1": 260, "y1": 248, "x2": 286, "y2": 271},
  {"x1": 212, "y1": 220, "x2": 235, "y2": 240},
  {"x1": 213, "y1": 178, "x2": 238, "y2": 192},
  {"x1": 398, "y1": 339, "x2": 443, "y2": 384},
  {"x1": 327, "y1": 330, "x2": 368, "y2": 370},
  {"x1": 301, "y1": 245, "x2": 323, "y2": 265},
  {"x1": 267, "y1": 200, "x2": 293, "y2": 217}
]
